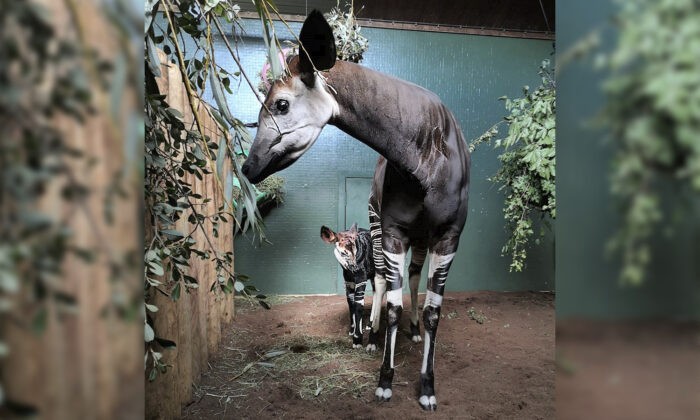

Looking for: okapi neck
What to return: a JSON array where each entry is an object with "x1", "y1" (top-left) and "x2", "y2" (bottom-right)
[{"x1": 325, "y1": 61, "x2": 425, "y2": 176}]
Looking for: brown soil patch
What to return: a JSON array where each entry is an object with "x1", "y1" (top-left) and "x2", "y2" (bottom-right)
[
  {"x1": 557, "y1": 320, "x2": 700, "y2": 420},
  {"x1": 182, "y1": 291, "x2": 555, "y2": 419}
]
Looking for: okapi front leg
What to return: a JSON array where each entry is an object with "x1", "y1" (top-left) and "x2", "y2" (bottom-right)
[
  {"x1": 408, "y1": 247, "x2": 427, "y2": 343},
  {"x1": 345, "y1": 281, "x2": 356, "y2": 335},
  {"x1": 419, "y1": 251, "x2": 455, "y2": 411},
  {"x1": 375, "y1": 249, "x2": 406, "y2": 402},
  {"x1": 351, "y1": 280, "x2": 367, "y2": 348}
]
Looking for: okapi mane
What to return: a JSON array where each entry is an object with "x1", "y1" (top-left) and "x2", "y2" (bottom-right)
[{"x1": 416, "y1": 103, "x2": 451, "y2": 166}]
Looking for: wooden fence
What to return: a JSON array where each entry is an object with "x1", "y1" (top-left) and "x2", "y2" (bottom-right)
[{"x1": 144, "y1": 49, "x2": 237, "y2": 419}]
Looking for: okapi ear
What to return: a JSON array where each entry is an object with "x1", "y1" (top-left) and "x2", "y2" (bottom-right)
[
  {"x1": 320, "y1": 226, "x2": 337, "y2": 243},
  {"x1": 298, "y1": 10, "x2": 336, "y2": 86}
]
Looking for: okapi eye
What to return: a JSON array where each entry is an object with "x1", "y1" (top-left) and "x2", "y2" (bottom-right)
[{"x1": 275, "y1": 99, "x2": 289, "y2": 113}]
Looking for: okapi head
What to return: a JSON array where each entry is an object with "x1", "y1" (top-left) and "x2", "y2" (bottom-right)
[
  {"x1": 320, "y1": 223, "x2": 359, "y2": 270},
  {"x1": 241, "y1": 10, "x2": 338, "y2": 183}
]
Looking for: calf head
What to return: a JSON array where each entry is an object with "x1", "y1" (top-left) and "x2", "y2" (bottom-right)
[
  {"x1": 320, "y1": 223, "x2": 359, "y2": 271},
  {"x1": 241, "y1": 10, "x2": 338, "y2": 183}
]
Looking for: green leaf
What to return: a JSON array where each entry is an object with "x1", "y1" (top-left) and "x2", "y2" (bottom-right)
[
  {"x1": 148, "y1": 367, "x2": 158, "y2": 382},
  {"x1": 216, "y1": 136, "x2": 227, "y2": 182},
  {"x1": 209, "y1": 62, "x2": 235, "y2": 126},
  {"x1": 161, "y1": 229, "x2": 184, "y2": 240},
  {"x1": 148, "y1": 261, "x2": 164, "y2": 276},
  {"x1": 171, "y1": 283, "x2": 181, "y2": 302},
  {"x1": 146, "y1": 35, "x2": 162, "y2": 77},
  {"x1": 145, "y1": 322, "x2": 155, "y2": 342}
]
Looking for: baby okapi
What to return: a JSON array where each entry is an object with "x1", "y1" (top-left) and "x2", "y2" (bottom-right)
[
  {"x1": 241, "y1": 11, "x2": 470, "y2": 412},
  {"x1": 320, "y1": 223, "x2": 374, "y2": 348}
]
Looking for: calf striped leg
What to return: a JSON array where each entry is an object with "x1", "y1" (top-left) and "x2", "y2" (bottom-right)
[
  {"x1": 419, "y1": 251, "x2": 455, "y2": 411},
  {"x1": 351, "y1": 280, "x2": 367, "y2": 348},
  {"x1": 366, "y1": 203, "x2": 384, "y2": 352},
  {"x1": 375, "y1": 249, "x2": 406, "y2": 402},
  {"x1": 408, "y1": 247, "x2": 427, "y2": 343},
  {"x1": 345, "y1": 281, "x2": 356, "y2": 336}
]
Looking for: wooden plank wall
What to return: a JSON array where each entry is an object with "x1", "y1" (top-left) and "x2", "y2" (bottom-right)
[{"x1": 144, "y1": 49, "x2": 236, "y2": 420}]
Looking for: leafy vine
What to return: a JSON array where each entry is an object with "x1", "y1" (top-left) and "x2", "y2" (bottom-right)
[
  {"x1": 598, "y1": 0, "x2": 700, "y2": 285},
  {"x1": 471, "y1": 60, "x2": 556, "y2": 272}
]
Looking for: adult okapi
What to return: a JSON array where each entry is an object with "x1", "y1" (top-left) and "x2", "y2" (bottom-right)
[{"x1": 241, "y1": 11, "x2": 470, "y2": 411}]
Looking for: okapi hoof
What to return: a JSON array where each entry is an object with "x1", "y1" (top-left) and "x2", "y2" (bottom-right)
[
  {"x1": 352, "y1": 334, "x2": 363, "y2": 348},
  {"x1": 419, "y1": 395, "x2": 437, "y2": 411},
  {"x1": 410, "y1": 322, "x2": 422, "y2": 343},
  {"x1": 375, "y1": 387, "x2": 392, "y2": 402},
  {"x1": 366, "y1": 329, "x2": 380, "y2": 353}
]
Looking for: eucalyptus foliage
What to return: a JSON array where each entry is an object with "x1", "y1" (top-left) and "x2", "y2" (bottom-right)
[
  {"x1": 598, "y1": 0, "x2": 700, "y2": 285},
  {"x1": 325, "y1": 2, "x2": 369, "y2": 63},
  {"x1": 145, "y1": 0, "x2": 282, "y2": 380},
  {"x1": 471, "y1": 61, "x2": 556, "y2": 272}
]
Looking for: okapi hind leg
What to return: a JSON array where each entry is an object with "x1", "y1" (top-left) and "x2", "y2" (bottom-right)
[
  {"x1": 419, "y1": 250, "x2": 455, "y2": 412},
  {"x1": 375, "y1": 246, "x2": 407, "y2": 402},
  {"x1": 366, "y1": 202, "x2": 384, "y2": 352},
  {"x1": 408, "y1": 246, "x2": 427, "y2": 343}
]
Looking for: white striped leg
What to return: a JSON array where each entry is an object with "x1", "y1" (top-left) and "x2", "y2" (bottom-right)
[
  {"x1": 366, "y1": 203, "x2": 384, "y2": 352},
  {"x1": 366, "y1": 273, "x2": 385, "y2": 352},
  {"x1": 375, "y1": 250, "x2": 406, "y2": 402},
  {"x1": 351, "y1": 280, "x2": 367, "y2": 349},
  {"x1": 345, "y1": 282, "x2": 355, "y2": 335},
  {"x1": 419, "y1": 252, "x2": 455, "y2": 412}
]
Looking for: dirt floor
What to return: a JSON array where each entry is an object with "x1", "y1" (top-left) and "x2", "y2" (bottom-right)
[
  {"x1": 556, "y1": 320, "x2": 700, "y2": 420},
  {"x1": 182, "y1": 291, "x2": 555, "y2": 419}
]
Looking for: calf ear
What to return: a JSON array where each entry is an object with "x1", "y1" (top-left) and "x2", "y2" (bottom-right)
[
  {"x1": 298, "y1": 10, "x2": 336, "y2": 86},
  {"x1": 320, "y1": 226, "x2": 337, "y2": 243}
]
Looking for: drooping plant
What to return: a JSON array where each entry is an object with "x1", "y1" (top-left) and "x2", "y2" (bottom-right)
[
  {"x1": 144, "y1": 0, "x2": 302, "y2": 380},
  {"x1": 325, "y1": 1, "x2": 369, "y2": 63},
  {"x1": 471, "y1": 60, "x2": 556, "y2": 272},
  {"x1": 597, "y1": 0, "x2": 700, "y2": 285}
]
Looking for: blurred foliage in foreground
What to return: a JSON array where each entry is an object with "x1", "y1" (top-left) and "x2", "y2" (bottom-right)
[
  {"x1": 471, "y1": 60, "x2": 556, "y2": 272},
  {"x1": 1, "y1": 0, "x2": 142, "y2": 415},
  {"x1": 599, "y1": 0, "x2": 700, "y2": 285}
]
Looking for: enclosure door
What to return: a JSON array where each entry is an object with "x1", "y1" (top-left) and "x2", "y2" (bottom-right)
[{"x1": 337, "y1": 176, "x2": 412, "y2": 295}]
